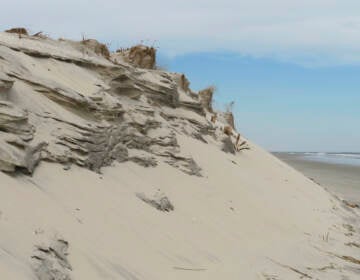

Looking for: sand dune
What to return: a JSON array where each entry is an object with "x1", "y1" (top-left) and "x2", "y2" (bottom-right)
[{"x1": 0, "y1": 30, "x2": 359, "y2": 279}]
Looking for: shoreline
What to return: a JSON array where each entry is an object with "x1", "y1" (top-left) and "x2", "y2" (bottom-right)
[{"x1": 273, "y1": 152, "x2": 360, "y2": 204}]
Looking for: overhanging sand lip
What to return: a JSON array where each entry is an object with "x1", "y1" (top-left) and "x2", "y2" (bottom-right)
[{"x1": 0, "y1": 31, "x2": 359, "y2": 279}]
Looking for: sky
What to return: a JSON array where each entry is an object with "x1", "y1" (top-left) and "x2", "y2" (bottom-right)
[{"x1": 2, "y1": 0, "x2": 360, "y2": 151}]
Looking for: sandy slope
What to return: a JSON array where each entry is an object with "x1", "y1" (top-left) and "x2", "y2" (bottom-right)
[{"x1": 0, "y1": 31, "x2": 360, "y2": 279}]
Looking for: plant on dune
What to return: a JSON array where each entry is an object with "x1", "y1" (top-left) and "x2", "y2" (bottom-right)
[
  {"x1": 224, "y1": 125, "x2": 233, "y2": 136},
  {"x1": 81, "y1": 38, "x2": 110, "y2": 59},
  {"x1": 198, "y1": 85, "x2": 216, "y2": 112},
  {"x1": 211, "y1": 113, "x2": 217, "y2": 123},
  {"x1": 5, "y1": 27, "x2": 28, "y2": 36},
  {"x1": 224, "y1": 101, "x2": 236, "y2": 129}
]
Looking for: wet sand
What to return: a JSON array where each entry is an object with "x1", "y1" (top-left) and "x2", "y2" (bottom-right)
[{"x1": 273, "y1": 152, "x2": 360, "y2": 204}]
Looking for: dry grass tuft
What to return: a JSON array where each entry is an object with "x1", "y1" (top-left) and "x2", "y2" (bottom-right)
[
  {"x1": 210, "y1": 114, "x2": 217, "y2": 123},
  {"x1": 224, "y1": 111, "x2": 235, "y2": 129},
  {"x1": 180, "y1": 74, "x2": 190, "y2": 92},
  {"x1": 224, "y1": 101, "x2": 236, "y2": 128},
  {"x1": 5, "y1": 27, "x2": 28, "y2": 36},
  {"x1": 116, "y1": 45, "x2": 156, "y2": 69},
  {"x1": 223, "y1": 125, "x2": 233, "y2": 136},
  {"x1": 129, "y1": 45, "x2": 156, "y2": 69},
  {"x1": 198, "y1": 86, "x2": 215, "y2": 112},
  {"x1": 81, "y1": 39, "x2": 110, "y2": 59}
]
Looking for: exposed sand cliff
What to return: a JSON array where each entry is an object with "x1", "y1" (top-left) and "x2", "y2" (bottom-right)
[{"x1": 0, "y1": 30, "x2": 359, "y2": 279}]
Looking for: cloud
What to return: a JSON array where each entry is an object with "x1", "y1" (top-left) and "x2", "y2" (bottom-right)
[{"x1": 2, "y1": 0, "x2": 360, "y2": 66}]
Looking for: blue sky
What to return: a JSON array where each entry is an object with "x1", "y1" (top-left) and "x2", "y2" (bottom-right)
[
  {"x1": 159, "y1": 53, "x2": 360, "y2": 152},
  {"x1": 2, "y1": 0, "x2": 360, "y2": 151}
]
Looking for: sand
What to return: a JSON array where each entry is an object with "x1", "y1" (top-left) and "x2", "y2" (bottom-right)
[{"x1": 0, "y1": 31, "x2": 359, "y2": 279}]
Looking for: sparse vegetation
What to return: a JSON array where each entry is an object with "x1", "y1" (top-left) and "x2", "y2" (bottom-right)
[
  {"x1": 224, "y1": 101, "x2": 236, "y2": 128},
  {"x1": 198, "y1": 86, "x2": 215, "y2": 112},
  {"x1": 116, "y1": 45, "x2": 157, "y2": 69},
  {"x1": 223, "y1": 125, "x2": 233, "y2": 136},
  {"x1": 210, "y1": 113, "x2": 217, "y2": 123},
  {"x1": 81, "y1": 39, "x2": 110, "y2": 59},
  {"x1": 5, "y1": 27, "x2": 28, "y2": 36}
]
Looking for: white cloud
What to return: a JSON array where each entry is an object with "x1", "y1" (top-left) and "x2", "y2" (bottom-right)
[{"x1": 2, "y1": 0, "x2": 360, "y2": 65}]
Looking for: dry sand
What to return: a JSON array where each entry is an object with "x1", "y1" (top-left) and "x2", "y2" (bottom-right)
[{"x1": 0, "y1": 31, "x2": 359, "y2": 279}]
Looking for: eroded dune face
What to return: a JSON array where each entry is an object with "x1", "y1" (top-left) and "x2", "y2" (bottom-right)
[
  {"x1": 0, "y1": 31, "x2": 360, "y2": 280},
  {"x1": 0, "y1": 32, "x2": 216, "y2": 175}
]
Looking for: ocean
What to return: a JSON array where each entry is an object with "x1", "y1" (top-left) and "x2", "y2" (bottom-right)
[
  {"x1": 273, "y1": 152, "x2": 360, "y2": 204},
  {"x1": 285, "y1": 152, "x2": 360, "y2": 167}
]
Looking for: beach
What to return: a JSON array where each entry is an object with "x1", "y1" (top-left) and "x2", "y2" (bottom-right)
[{"x1": 274, "y1": 152, "x2": 360, "y2": 204}]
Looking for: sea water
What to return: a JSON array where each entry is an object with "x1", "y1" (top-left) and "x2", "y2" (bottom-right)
[{"x1": 290, "y1": 152, "x2": 360, "y2": 167}]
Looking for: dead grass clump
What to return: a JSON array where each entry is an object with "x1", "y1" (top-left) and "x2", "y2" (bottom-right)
[
  {"x1": 211, "y1": 114, "x2": 217, "y2": 123},
  {"x1": 5, "y1": 27, "x2": 28, "y2": 36},
  {"x1": 236, "y1": 140, "x2": 249, "y2": 151},
  {"x1": 97, "y1": 43, "x2": 110, "y2": 59},
  {"x1": 224, "y1": 101, "x2": 235, "y2": 128},
  {"x1": 180, "y1": 74, "x2": 190, "y2": 92},
  {"x1": 81, "y1": 39, "x2": 110, "y2": 59},
  {"x1": 128, "y1": 45, "x2": 156, "y2": 69},
  {"x1": 116, "y1": 47, "x2": 127, "y2": 53},
  {"x1": 224, "y1": 112, "x2": 235, "y2": 129},
  {"x1": 223, "y1": 125, "x2": 233, "y2": 136},
  {"x1": 116, "y1": 45, "x2": 157, "y2": 69},
  {"x1": 198, "y1": 86, "x2": 215, "y2": 112},
  {"x1": 172, "y1": 73, "x2": 191, "y2": 92}
]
